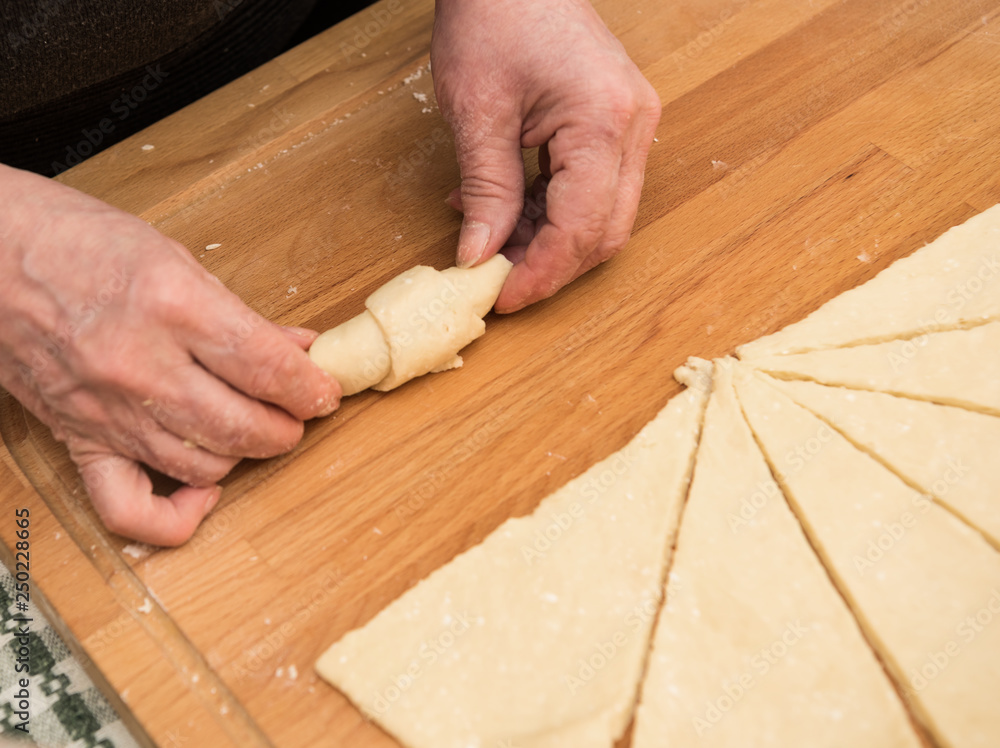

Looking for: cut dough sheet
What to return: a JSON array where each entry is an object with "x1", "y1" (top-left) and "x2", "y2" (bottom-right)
[
  {"x1": 632, "y1": 359, "x2": 920, "y2": 748},
  {"x1": 315, "y1": 359, "x2": 713, "y2": 748},
  {"x1": 762, "y1": 375, "x2": 1000, "y2": 550},
  {"x1": 745, "y1": 322, "x2": 1000, "y2": 416},
  {"x1": 309, "y1": 254, "x2": 512, "y2": 395},
  {"x1": 738, "y1": 203, "x2": 1000, "y2": 358},
  {"x1": 734, "y1": 365, "x2": 1000, "y2": 748}
]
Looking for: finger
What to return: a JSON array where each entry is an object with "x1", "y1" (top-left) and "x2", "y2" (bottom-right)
[
  {"x1": 495, "y1": 128, "x2": 622, "y2": 313},
  {"x1": 452, "y1": 128, "x2": 526, "y2": 268},
  {"x1": 78, "y1": 450, "x2": 220, "y2": 546},
  {"x1": 445, "y1": 187, "x2": 463, "y2": 212},
  {"x1": 145, "y1": 363, "x2": 308, "y2": 459},
  {"x1": 187, "y1": 307, "x2": 341, "y2": 420},
  {"x1": 505, "y1": 175, "x2": 548, "y2": 248},
  {"x1": 280, "y1": 325, "x2": 319, "y2": 350},
  {"x1": 116, "y1": 421, "x2": 241, "y2": 486},
  {"x1": 593, "y1": 91, "x2": 661, "y2": 263}
]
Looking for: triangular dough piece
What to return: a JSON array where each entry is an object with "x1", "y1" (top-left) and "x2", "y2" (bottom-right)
[
  {"x1": 315, "y1": 360, "x2": 713, "y2": 748},
  {"x1": 763, "y1": 375, "x2": 1000, "y2": 550},
  {"x1": 734, "y1": 366, "x2": 1000, "y2": 748},
  {"x1": 738, "y1": 203, "x2": 1000, "y2": 358},
  {"x1": 633, "y1": 360, "x2": 920, "y2": 748},
  {"x1": 744, "y1": 322, "x2": 1000, "y2": 416}
]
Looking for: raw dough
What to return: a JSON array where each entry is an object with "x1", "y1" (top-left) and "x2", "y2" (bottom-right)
[
  {"x1": 738, "y1": 203, "x2": 1000, "y2": 358},
  {"x1": 763, "y1": 375, "x2": 1000, "y2": 549},
  {"x1": 315, "y1": 359, "x2": 712, "y2": 748},
  {"x1": 744, "y1": 322, "x2": 1000, "y2": 416},
  {"x1": 633, "y1": 359, "x2": 919, "y2": 748},
  {"x1": 735, "y1": 365, "x2": 1000, "y2": 748},
  {"x1": 309, "y1": 254, "x2": 512, "y2": 395}
]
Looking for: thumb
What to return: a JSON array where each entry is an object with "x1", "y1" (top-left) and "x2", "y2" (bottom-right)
[
  {"x1": 453, "y1": 133, "x2": 525, "y2": 268},
  {"x1": 79, "y1": 451, "x2": 221, "y2": 547}
]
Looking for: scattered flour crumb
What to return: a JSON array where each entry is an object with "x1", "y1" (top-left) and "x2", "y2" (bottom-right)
[
  {"x1": 403, "y1": 67, "x2": 425, "y2": 85},
  {"x1": 54, "y1": 532, "x2": 62, "y2": 540},
  {"x1": 141, "y1": 144, "x2": 154, "y2": 151},
  {"x1": 711, "y1": 159, "x2": 729, "y2": 170},
  {"x1": 421, "y1": 107, "x2": 433, "y2": 114},
  {"x1": 137, "y1": 597, "x2": 152, "y2": 614},
  {"x1": 286, "y1": 286, "x2": 297, "y2": 297},
  {"x1": 857, "y1": 251, "x2": 873, "y2": 263},
  {"x1": 288, "y1": 665, "x2": 298, "y2": 680},
  {"x1": 205, "y1": 243, "x2": 222, "y2": 250},
  {"x1": 276, "y1": 666, "x2": 284, "y2": 677},
  {"x1": 122, "y1": 543, "x2": 152, "y2": 560},
  {"x1": 413, "y1": 91, "x2": 428, "y2": 103},
  {"x1": 373, "y1": 527, "x2": 382, "y2": 535}
]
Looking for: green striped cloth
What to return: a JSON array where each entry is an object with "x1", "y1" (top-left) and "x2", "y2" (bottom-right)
[{"x1": 0, "y1": 567, "x2": 138, "y2": 748}]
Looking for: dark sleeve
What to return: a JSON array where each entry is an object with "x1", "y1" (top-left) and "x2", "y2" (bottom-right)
[{"x1": 0, "y1": 0, "x2": 318, "y2": 176}]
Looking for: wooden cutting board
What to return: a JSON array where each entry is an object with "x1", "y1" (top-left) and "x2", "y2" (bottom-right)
[{"x1": 3, "y1": 0, "x2": 1000, "y2": 745}]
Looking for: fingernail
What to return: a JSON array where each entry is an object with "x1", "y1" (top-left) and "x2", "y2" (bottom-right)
[
  {"x1": 204, "y1": 487, "x2": 222, "y2": 514},
  {"x1": 456, "y1": 220, "x2": 491, "y2": 268},
  {"x1": 317, "y1": 377, "x2": 342, "y2": 417}
]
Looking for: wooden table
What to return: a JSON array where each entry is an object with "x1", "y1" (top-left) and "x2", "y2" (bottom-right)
[{"x1": 3, "y1": 0, "x2": 999, "y2": 745}]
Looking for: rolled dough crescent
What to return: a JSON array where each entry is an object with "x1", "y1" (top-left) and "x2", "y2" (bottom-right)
[{"x1": 309, "y1": 254, "x2": 512, "y2": 395}]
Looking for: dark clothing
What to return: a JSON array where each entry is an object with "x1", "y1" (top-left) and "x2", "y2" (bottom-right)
[{"x1": 0, "y1": 1, "x2": 370, "y2": 176}]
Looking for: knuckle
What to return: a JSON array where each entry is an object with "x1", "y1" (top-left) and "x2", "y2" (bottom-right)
[
  {"x1": 461, "y1": 172, "x2": 524, "y2": 207},
  {"x1": 132, "y1": 266, "x2": 197, "y2": 323},
  {"x1": 245, "y1": 344, "x2": 297, "y2": 400}
]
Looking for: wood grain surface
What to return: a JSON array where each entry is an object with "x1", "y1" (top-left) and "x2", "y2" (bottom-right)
[{"x1": 3, "y1": 0, "x2": 1000, "y2": 745}]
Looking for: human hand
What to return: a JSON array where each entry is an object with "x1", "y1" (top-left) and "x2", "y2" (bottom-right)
[
  {"x1": 0, "y1": 165, "x2": 341, "y2": 546},
  {"x1": 431, "y1": 0, "x2": 661, "y2": 312}
]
